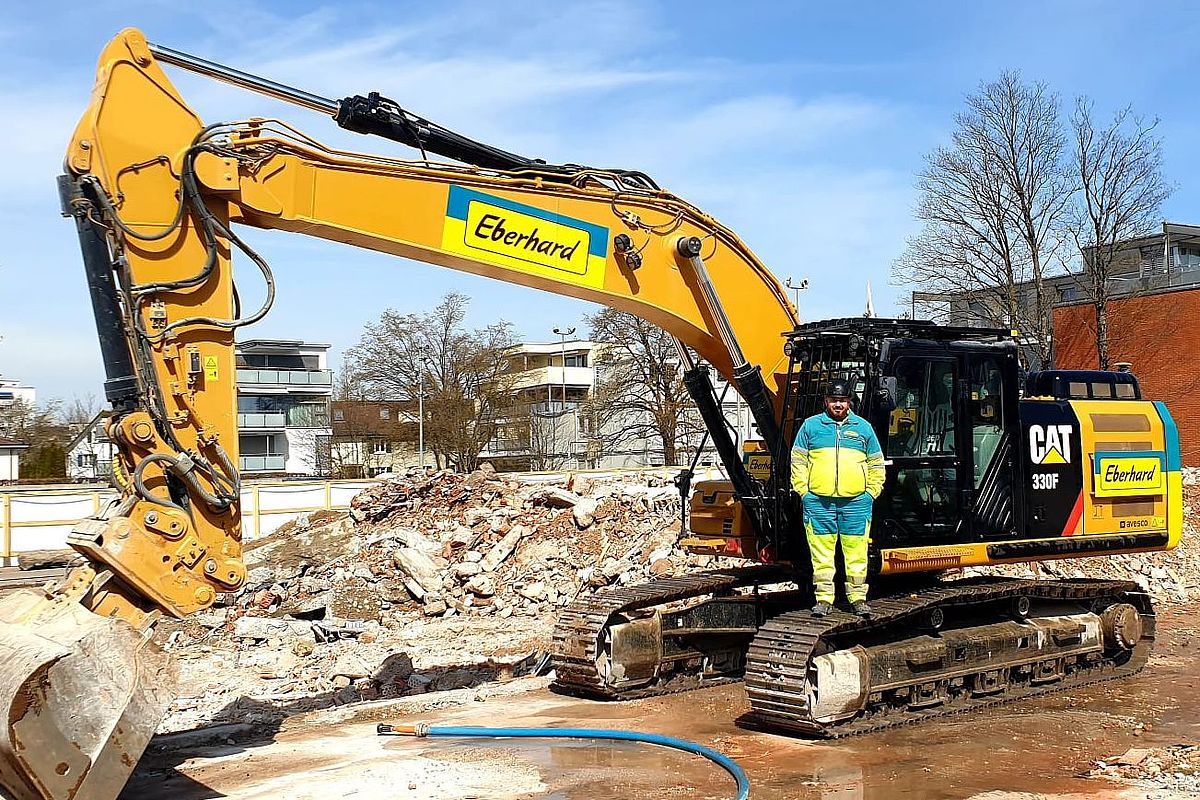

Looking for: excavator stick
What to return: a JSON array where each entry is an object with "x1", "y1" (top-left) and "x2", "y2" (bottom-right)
[{"x1": 0, "y1": 572, "x2": 176, "y2": 800}]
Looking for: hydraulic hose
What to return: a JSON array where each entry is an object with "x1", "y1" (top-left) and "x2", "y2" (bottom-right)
[{"x1": 377, "y1": 722, "x2": 750, "y2": 800}]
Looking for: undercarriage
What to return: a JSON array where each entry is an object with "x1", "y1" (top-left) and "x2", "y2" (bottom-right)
[{"x1": 550, "y1": 569, "x2": 1153, "y2": 736}]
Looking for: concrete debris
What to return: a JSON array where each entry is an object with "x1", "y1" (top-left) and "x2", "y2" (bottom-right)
[
  {"x1": 1090, "y1": 744, "x2": 1200, "y2": 794},
  {"x1": 155, "y1": 466, "x2": 734, "y2": 735},
  {"x1": 480, "y1": 524, "x2": 526, "y2": 572},
  {"x1": 155, "y1": 466, "x2": 1199, "y2": 738},
  {"x1": 572, "y1": 498, "x2": 598, "y2": 529}
]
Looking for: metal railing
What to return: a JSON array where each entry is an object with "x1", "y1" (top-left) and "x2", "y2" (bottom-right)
[
  {"x1": 237, "y1": 411, "x2": 288, "y2": 429},
  {"x1": 239, "y1": 455, "x2": 287, "y2": 472},
  {"x1": 236, "y1": 368, "x2": 333, "y2": 386}
]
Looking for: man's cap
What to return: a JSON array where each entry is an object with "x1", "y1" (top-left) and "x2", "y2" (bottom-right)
[{"x1": 824, "y1": 379, "x2": 852, "y2": 399}]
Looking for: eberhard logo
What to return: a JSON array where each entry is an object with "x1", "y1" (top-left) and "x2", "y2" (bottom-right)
[
  {"x1": 442, "y1": 185, "x2": 609, "y2": 288},
  {"x1": 1094, "y1": 451, "x2": 1165, "y2": 497},
  {"x1": 466, "y1": 203, "x2": 586, "y2": 273},
  {"x1": 1103, "y1": 462, "x2": 1158, "y2": 484},
  {"x1": 1029, "y1": 424, "x2": 1072, "y2": 465}
]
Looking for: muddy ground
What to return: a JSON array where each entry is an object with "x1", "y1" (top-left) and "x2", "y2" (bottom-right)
[{"x1": 124, "y1": 603, "x2": 1200, "y2": 800}]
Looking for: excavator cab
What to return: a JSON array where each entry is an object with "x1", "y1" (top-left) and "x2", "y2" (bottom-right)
[
  {"x1": 776, "y1": 317, "x2": 1180, "y2": 571},
  {"x1": 778, "y1": 318, "x2": 1021, "y2": 552}
]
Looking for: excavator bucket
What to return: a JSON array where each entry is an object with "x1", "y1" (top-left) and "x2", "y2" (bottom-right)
[{"x1": 0, "y1": 586, "x2": 176, "y2": 800}]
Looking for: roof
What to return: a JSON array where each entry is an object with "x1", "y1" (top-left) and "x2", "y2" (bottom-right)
[
  {"x1": 237, "y1": 339, "x2": 331, "y2": 351},
  {"x1": 504, "y1": 340, "x2": 596, "y2": 356},
  {"x1": 65, "y1": 411, "x2": 112, "y2": 452},
  {"x1": 787, "y1": 317, "x2": 1014, "y2": 343},
  {"x1": 0, "y1": 439, "x2": 29, "y2": 450}
]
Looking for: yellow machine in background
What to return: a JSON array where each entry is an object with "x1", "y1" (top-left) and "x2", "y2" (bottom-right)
[{"x1": 0, "y1": 29, "x2": 1182, "y2": 800}]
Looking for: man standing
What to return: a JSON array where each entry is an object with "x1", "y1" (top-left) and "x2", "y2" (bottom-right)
[{"x1": 791, "y1": 379, "x2": 886, "y2": 617}]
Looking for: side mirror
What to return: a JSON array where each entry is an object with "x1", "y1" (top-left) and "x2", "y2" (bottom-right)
[{"x1": 876, "y1": 377, "x2": 897, "y2": 411}]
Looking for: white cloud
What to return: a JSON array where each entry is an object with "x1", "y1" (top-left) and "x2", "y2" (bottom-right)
[{"x1": 0, "y1": 0, "x2": 921, "y2": 400}]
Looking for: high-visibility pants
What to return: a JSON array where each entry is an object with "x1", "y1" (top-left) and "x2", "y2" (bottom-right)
[{"x1": 802, "y1": 492, "x2": 873, "y2": 604}]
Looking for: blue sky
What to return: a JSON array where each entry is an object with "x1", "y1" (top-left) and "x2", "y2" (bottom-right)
[{"x1": 1, "y1": 1, "x2": 1196, "y2": 400}]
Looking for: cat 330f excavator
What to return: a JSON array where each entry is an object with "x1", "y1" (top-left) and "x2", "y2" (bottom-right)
[{"x1": 0, "y1": 28, "x2": 1184, "y2": 800}]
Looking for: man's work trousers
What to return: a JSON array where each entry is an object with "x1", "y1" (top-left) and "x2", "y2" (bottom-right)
[{"x1": 802, "y1": 492, "x2": 873, "y2": 604}]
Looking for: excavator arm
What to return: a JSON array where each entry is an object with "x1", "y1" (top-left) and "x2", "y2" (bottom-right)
[{"x1": 0, "y1": 29, "x2": 798, "y2": 800}]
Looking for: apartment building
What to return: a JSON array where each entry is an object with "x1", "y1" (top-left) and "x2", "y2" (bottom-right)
[
  {"x1": 483, "y1": 340, "x2": 748, "y2": 471},
  {"x1": 236, "y1": 339, "x2": 333, "y2": 476},
  {"x1": 330, "y1": 399, "x2": 420, "y2": 477},
  {"x1": 60, "y1": 340, "x2": 335, "y2": 481},
  {"x1": 910, "y1": 222, "x2": 1200, "y2": 366},
  {"x1": 0, "y1": 376, "x2": 36, "y2": 408}
]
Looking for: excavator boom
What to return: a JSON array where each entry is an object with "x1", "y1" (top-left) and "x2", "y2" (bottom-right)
[{"x1": 1, "y1": 28, "x2": 798, "y2": 800}]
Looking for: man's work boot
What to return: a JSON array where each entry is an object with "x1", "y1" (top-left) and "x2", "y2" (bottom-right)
[
  {"x1": 811, "y1": 601, "x2": 833, "y2": 617},
  {"x1": 852, "y1": 601, "x2": 873, "y2": 618}
]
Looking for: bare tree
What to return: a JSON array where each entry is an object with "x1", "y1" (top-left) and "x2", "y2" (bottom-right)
[
  {"x1": 1069, "y1": 99, "x2": 1172, "y2": 369},
  {"x1": 0, "y1": 398, "x2": 69, "y2": 480},
  {"x1": 61, "y1": 394, "x2": 101, "y2": 426},
  {"x1": 345, "y1": 293, "x2": 516, "y2": 472},
  {"x1": 894, "y1": 72, "x2": 1072, "y2": 366},
  {"x1": 585, "y1": 309, "x2": 702, "y2": 466}
]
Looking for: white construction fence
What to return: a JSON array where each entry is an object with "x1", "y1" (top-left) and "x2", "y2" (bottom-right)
[
  {"x1": 0, "y1": 479, "x2": 377, "y2": 563},
  {"x1": 0, "y1": 466, "x2": 718, "y2": 565}
]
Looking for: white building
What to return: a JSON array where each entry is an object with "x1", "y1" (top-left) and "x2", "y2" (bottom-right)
[
  {"x1": 0, "y1": 376, "x2": 36, "y2": 408},
  {"x1": 483, "y1": 340, "x2": 748, "y2": 471},
  {"x1": 65, "y1": 412, "x2": 117, "y2": 481},
  {"x1": 236, "y1": 339, "x2": 333, "y2": 476},
  {"x1": 0, "y1": 439, "x2": 28, "y2": 481}
]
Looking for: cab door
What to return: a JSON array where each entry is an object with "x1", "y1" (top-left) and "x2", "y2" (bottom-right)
[
  {"x1": 872, "y1": 345, "x2": 1019, "y2": 546},
  {"x1": 876, "y1": 352, "x2": 966, "y2": 543}
]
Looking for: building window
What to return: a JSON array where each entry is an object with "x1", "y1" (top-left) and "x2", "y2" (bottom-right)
[
  {"x1": 372, "y1": 440, "x2": 391, "y2": 454},
  {"x1": 1176, "y1": 245, "x2": 1200, "y2": 273},
  {"x1": 239, "y1": 434, "x2": 283, "y2": 456},
  {"x1": 564, "y1": 353, "x2": 588, "y2": 367},
  {"x1": 1058, "y1": 286, "x2": 1083, "y2": 302},
  {"x1": 77, "y1": 453, "x2": 97, "y2": 468},
  {"x1": 379, "y1": 408, "x2": 390, "y2": 420},
  {"x1": 333, "y1": 409, "x2": 345, "y2": 421},
  {"x1": 236, "y1": 353, "x2": 321, "y2": 370}
]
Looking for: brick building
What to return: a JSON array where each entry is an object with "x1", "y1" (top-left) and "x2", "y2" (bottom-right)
[{"x1": 1053, "y1": 285, "x2": 1200, "y2": 466}]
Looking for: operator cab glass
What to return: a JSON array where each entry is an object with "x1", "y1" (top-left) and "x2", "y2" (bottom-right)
[{"x1": 781, "y1": 319, "x2": 1021, "y2": 549}]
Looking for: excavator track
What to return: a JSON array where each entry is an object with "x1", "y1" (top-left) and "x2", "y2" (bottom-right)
[
  {"x1": 745, "y1": 577, "x2": 1154, "y2": 737},
  {"x1": 551, "y1": 564, "x2": 795, "y2": 699}
]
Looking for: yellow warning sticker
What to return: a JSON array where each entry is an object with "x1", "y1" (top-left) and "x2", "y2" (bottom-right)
[{"x1": 203, "y1": 355, "x2": 219, "y2": 381}]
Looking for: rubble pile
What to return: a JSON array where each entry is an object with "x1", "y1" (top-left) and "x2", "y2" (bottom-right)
[
  {"x1": 239, "y1": 465, "x2": 729, "y2": 624},
  {"x1": 962, "y1": 472, "x2": 1200, "y2": 603},
  {"x1": 158, "y1": 466, "x2": 740, "y2": 731},
  {"x1": 1091, "y1": 745, "x2": 1200, "y2": 794}
]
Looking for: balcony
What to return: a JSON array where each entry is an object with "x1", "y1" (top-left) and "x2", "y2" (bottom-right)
[
  {"x1": 240, "y1": 455, "x2": 286, "y2": 472},
  {"x1": 238, "y1": 411, "x2": 287, "y2": 429},
  {"x1": 506, "y1": 366, "x2": 592, "y2": 393},
  {"x1": 237, "y1": 368, "x2": 333, "y2": 388}
]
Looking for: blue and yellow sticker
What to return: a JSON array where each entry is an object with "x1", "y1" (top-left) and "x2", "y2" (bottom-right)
[
  {"x1": 442, "y1": 186, "x2": 609, "y2": 288},
  {"x1": 1092, "y1": 449, "x2": 1166, "y2": 497}
]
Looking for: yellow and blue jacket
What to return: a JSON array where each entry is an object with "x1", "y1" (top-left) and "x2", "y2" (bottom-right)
[{"x1": 791, "y1": 411, "x2": 886, "y2": 499}]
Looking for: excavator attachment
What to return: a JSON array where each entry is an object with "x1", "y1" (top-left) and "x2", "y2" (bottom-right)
[{"x1": 0, "y1": 573, "x2": 176, "y2": 800}]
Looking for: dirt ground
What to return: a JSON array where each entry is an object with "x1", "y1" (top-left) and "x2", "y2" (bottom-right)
[{"x1": 123, "y1": 603, "x2": 1200, "y2": 800}]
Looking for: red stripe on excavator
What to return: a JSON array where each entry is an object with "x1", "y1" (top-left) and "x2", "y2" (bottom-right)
[{"x1": 1061, "y1": 492, "x2": 1084, "y2": 536}]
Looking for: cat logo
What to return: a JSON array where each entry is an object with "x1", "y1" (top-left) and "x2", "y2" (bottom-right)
[{"x1": 1029, "y1": 424, "x2": 1073, "y2": 464}]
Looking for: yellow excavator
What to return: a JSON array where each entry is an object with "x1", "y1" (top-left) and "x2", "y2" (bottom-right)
[{"x1": 0, "y1": 28, "x2": 1183, "y2": 800}]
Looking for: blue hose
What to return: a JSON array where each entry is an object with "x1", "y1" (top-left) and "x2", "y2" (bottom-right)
[{"x1": 377, "y1": 722, "x2": 750, "y2": 800}]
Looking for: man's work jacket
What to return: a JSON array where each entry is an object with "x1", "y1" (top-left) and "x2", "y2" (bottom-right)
[{"x1": 791, "y1": 411, "x2": 886, "y2": 499}]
